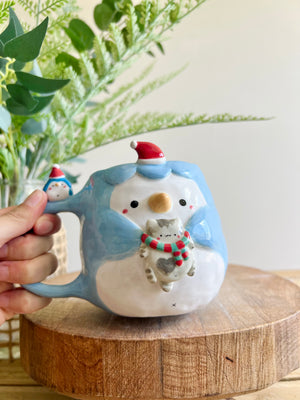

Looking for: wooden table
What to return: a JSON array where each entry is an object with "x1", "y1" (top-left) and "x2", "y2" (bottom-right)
[{"x1": 0, "y1": 269, "x2": 299, "y2": 400}]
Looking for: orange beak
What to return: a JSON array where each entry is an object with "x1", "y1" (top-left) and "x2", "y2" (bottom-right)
[{"x1": 148, "y1": 193, "x2": 172, "y2": 213}]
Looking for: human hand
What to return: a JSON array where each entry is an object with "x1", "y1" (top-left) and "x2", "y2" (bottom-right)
[{"x1": 0, "y1": 190, "x2": 61, "y2": 325}]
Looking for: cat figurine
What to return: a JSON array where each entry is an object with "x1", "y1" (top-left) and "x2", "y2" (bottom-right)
[{"x1": 140, "y1": 218, "x2": 195, "y2": 292}]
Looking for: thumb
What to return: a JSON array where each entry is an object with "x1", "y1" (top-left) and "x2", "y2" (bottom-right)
[{"x1": 0, "y1": 190, "x2": 47, "y2": 248}]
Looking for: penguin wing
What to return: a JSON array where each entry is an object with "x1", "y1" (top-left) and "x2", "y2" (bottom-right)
[
  {"x1": 190, "y1": 219, "x2": 211, "y2": 242},
  {"x1": 186, "y1": 206, "x2": 228, "y2": 265},
  {"x1": 98, "y1": 210, "x2": 142, "y2": 261},
  {"x1": 186, "y1": 207, "x2": 212, "y2": 244}
]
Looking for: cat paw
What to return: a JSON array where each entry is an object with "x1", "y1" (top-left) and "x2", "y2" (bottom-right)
[
  {"x1": 145, "y1": 268, "x2": 157, "y2": 283},
  {"x1": 189, "y1": 241, "x2": 195, "y2": 250},
  {"x1": 160, "y1": 282, "x2": 173, "y2": 292},
  {"x1": 187, "y1": 265, "x2": 195, "y2": 276},
  {"x1": 139, "y1": 246, "x2": 148, "y2": 258}
]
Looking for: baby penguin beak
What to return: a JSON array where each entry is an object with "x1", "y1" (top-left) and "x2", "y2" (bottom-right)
[{"x1": 148, "y1": 193, "x2": 172, "y2": 213}]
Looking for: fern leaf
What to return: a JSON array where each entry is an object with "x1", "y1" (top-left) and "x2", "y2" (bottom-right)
[
  {"x1": 34, "y1": 0, "x2": 266, "y2": 169},
  {"x1": 40, "y1": 37, "x2": 68, "y2": 62},
  {"x1": 94, "y1": 63, "x2": 155, "y2": 114},
  {"x1": 102, "y1": 116, "x2": 127, "y2": 142},
  {"x1": 47, "y1": 12, "x2": 74, "y2": 33},
  {"x1": 123, "y1": 112, "x2": 268, "y2": 136},
  {"x1": 93, "y1": 35, "x2": 112, "y2": 77},
  {"x1": 99, "y1": 65, "x2": 186, "y2": 124},
  {"x1": 149, "y1": 0, "x2": 159, "y2": 24},
  {"x1": 52, "y1": 92, "x2": 72, "y2": 119},
  {"x1": 124, "y1": 112, "x2": 176, "y2": 135},
  {"x1": 17, "y1": 0, "x2": 36, "y2": 16},
  {"x1": 79, "y1": 53, "x2": 99, "y2": 88},
  {"x1": 139, "y1": 0, "x2": 152, "y2": 31},
  {"x1": 47, "y1": 114, "x2": 57, "y2": 136},
  {"x1": 91, "y1": 123, "x2": 105, "y2": 147},
  {"x1": 108, "y1": 23, "x2": 127, "y2": 62},
  {"x1": 0, "y1": 1, "x2": 15, "y2": 25},
  {"x1": 71, "y1": 115, "x2": 90, "y2": 156},
  {"x1": 62, "y1": 66, "x2": 86, "y2": 102},
  {"x1": 90, "y1": 111, "x2": 268, "y2": 150},
  {"x1": 39, "y1": 0, "x2": 69, "y2": 16},
  {"x1": 125, "y1": 4, "x2": 140, "y2": 47}
]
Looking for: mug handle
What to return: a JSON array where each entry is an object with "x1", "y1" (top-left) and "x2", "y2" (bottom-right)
[
  {"x1": 22, "y1": 273, "x2": 86, "y2": 298},
  {"x1": 23, "y1": 195, "x2": 86, "y2": 299}
]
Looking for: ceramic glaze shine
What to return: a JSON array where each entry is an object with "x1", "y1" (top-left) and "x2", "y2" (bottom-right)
[{"x1": 23, "y1": 141, "x2": 228, "y2": 317}]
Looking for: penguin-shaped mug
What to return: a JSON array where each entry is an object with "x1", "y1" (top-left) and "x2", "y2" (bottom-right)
[{"x1": 24, "y1": 141, "x2": 228, "y2": 317}]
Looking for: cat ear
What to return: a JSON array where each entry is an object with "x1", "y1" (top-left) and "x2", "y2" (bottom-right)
[
  {"x1": 174, "y1": 217, "x2": 183, "y2": 232},
  {"x1": 146, "y1": 219, "x2": 158, "y2": 235}
]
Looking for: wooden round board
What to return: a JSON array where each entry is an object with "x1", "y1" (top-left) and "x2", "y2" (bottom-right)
[{"x1": 20, "y1": 265, "x2": 300, "y2": 400}]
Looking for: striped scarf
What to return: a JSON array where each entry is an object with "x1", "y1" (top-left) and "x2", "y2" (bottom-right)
[{"x1": 141, "y1": 230, "x2": 191, "y2": 266}]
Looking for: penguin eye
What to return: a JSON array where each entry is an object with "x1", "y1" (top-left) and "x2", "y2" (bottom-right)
[
  {"x1": 130, "y1": 200, "x2": 139, "y2": 208},
  {"x1": 179, "y1": 199, "x2": 187, "y2": 206}
]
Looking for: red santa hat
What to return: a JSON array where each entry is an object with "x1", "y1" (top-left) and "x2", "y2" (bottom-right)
[
  {"x1": 49, "y1": 164, "x2": 65, "y2": 179},
  {"x1": 130, "y1": 141, "x2": 166, "y2": 164}
]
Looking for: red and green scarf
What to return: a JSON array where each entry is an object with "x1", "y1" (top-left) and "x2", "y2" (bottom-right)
[{"x1": 141, "y1": 230, "x2": 191, "y2": 267}]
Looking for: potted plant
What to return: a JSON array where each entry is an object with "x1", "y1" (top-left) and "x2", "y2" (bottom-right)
[{"x1": 0, "y1": 0, "x2": 262, "y2": 207}]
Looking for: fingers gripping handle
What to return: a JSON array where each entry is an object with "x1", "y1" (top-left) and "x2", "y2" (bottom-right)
[{"x1": 23, "y1": 195, "x2": 83, "y2": 298}]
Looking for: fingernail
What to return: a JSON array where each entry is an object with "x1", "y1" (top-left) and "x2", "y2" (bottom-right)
[
  {"x1": 0, "y1": 245, "x2": 8, "y2": 258},
  {"x1": 24, "y1": 190, "x2": 44, "y2": 208},
  {"x1": 36, "y1": 218, "x2": 54, "y2": 235}
]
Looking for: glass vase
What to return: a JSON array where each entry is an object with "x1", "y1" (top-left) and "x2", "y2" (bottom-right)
[{"x1": 0, "y1": 179, "x2": 44, "y2": 208}]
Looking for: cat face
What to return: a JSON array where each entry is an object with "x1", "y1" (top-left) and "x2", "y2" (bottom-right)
[{"x1": 145, "y1": 218, "x2": 183, "y2": 243}]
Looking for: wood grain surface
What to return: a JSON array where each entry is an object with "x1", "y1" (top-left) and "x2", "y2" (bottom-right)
[{"x1": 19, "y1": 265, "x2": 300, "y2": 400}]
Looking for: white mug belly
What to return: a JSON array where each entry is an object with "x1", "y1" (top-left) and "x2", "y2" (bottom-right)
[{"x1": 96, "y1": 246, "x2": 226, "y2": 317}]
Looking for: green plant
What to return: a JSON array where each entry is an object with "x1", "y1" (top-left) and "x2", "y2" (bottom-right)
[{"x1": 0, "y1": 0, "x2": 263, "y2": 204}]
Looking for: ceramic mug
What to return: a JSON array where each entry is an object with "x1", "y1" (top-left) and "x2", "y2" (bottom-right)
[{"x1": 24, "y1": 141, "x2": 227, "y2": 317}]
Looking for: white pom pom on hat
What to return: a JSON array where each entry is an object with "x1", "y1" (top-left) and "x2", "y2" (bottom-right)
[{"x1": 130, "y1": 141, "x2": 166, "y2": 164}]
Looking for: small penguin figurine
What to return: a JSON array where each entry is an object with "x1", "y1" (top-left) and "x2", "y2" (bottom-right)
[{"x1": 43, "y1": 164, "x2": 73, "y2": 202}]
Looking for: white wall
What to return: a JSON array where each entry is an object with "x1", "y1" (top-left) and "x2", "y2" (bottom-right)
[{"x1": 62, "y1": 0, "x2": 300, "y2": 272}]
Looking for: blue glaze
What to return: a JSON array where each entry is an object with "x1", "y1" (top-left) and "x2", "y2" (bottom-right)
[
  {"x1": 103, "y1": 163, "x2": 136, "y2": 185},
  {"x1": 24, "y1": 158, "x2": 227, "y2": 312},
  {"x1": 137, "y1": 163, "x2": 172, "y2": 179},
  {"x1": 43, "y1": 177, "x2": 73, "y2": 195}
]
